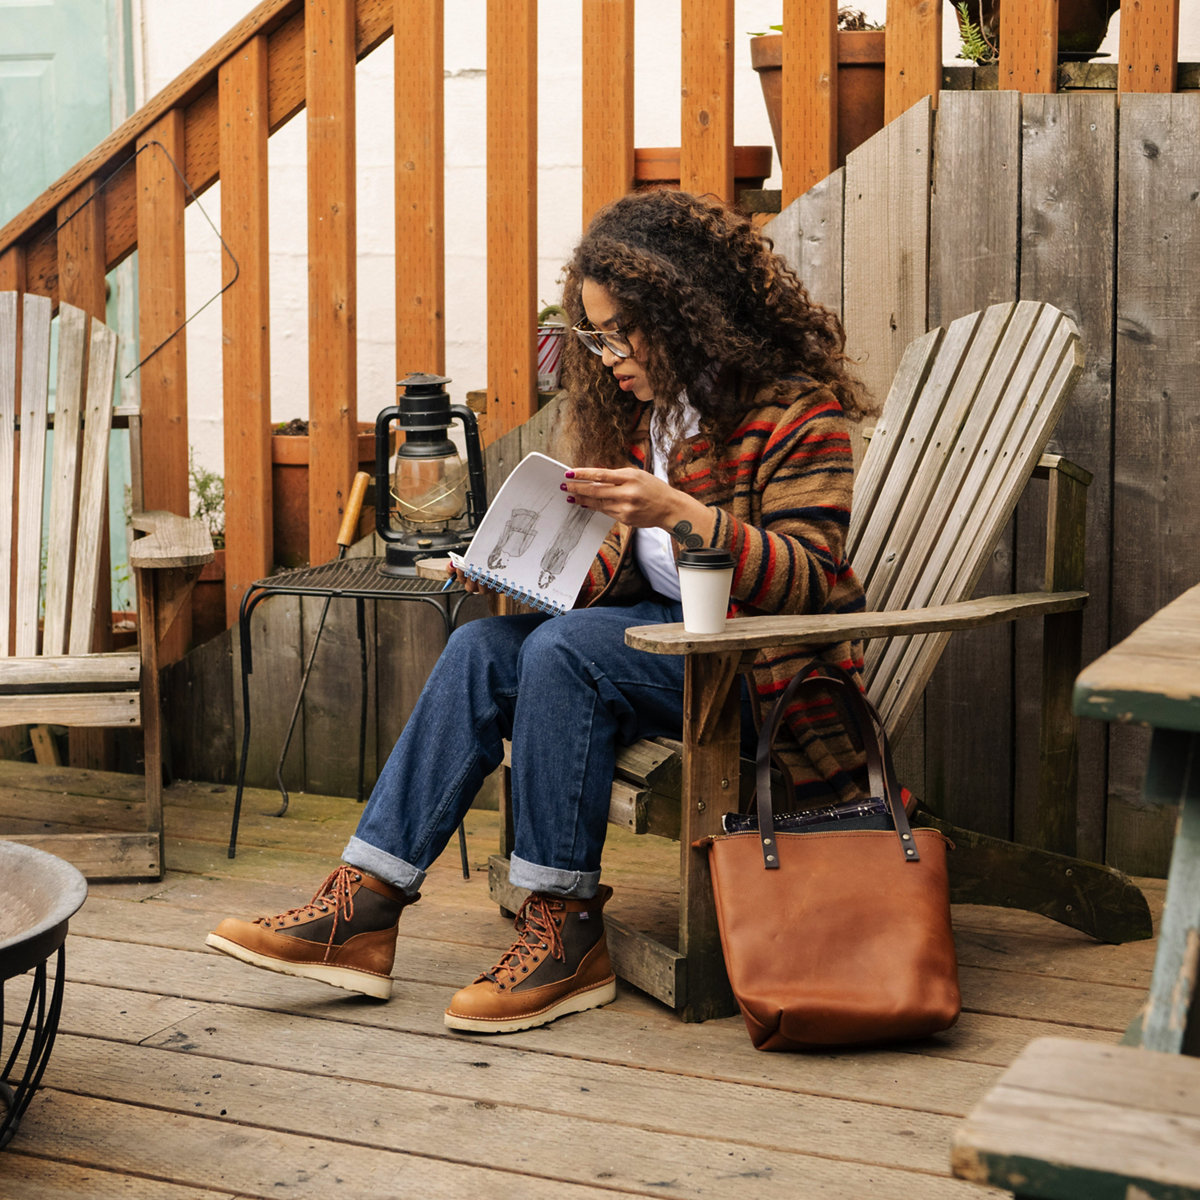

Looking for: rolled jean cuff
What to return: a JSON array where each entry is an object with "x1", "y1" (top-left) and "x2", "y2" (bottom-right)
[
  {"x1": 343, "y1": 836, "x2": 425, "y2": 898},
  {"x1": 509, "y1": 853, "x2": 601, "y2": 899}
]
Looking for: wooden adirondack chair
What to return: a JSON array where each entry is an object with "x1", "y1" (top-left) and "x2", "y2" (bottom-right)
[
  {"x1": 0, "y1": 292, "x2": 212, "y2": 880},
  {"x1": 487, "y1": 299, "x2": 1152, "y2": 1021}
]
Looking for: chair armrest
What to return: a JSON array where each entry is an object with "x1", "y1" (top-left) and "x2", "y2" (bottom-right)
[
  {"x1": 625, "y1": 589, "x2": 1088, "y2": 657},
  {"x1": 128, "y1": 511, "x2": 214, "y2": 570}
]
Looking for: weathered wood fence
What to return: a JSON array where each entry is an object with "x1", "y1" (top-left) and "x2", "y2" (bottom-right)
[{"x1": 767, "y1": 89, "x2": 1198, "y2": 876}]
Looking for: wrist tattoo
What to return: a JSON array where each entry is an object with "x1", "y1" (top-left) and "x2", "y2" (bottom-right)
[{"x1": 671, "y1": 520, "x2": 704, "y2": 550}]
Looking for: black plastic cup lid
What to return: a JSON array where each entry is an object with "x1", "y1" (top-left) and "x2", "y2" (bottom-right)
[{"x1": 678, "y1": 548, "x2": 734, "y2": 569}]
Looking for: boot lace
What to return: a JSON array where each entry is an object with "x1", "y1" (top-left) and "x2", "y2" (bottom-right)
[
  {"x1": 480, "y1": 895, "x2": 564, "y2": 988},
  {"x1": 255, "y1": 864, "x2": 359, "y2": 959}
]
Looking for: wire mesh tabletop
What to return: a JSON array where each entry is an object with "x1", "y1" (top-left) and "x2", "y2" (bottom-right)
[{"x1": 247, "y1": 557, "x2": 465, "y2": 603}]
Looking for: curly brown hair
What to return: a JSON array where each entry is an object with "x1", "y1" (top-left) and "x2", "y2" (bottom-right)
[{"x1": 559, "y1": 189, "x2": 871, "y2": 467}]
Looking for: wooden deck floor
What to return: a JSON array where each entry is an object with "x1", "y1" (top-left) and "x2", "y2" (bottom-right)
[{"x1": 0, "y1": 760, "x2": 1163, "y2": 1199}]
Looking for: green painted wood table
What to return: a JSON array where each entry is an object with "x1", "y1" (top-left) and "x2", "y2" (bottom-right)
[
  {"x1": 1074, "y1": 578, "x2": 1200, "y2": 1055},
  {"x1": 951, "y1": 581, "x2": 1200, "y2": 1200}
]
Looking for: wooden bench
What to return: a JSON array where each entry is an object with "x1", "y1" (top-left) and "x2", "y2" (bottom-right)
[{"x1": 952, "y1": 1036, "x2": 1200, "y2": 1199}]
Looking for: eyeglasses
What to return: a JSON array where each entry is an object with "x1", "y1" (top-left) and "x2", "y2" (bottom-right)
[{"x1": 572, "y1": 320, "x2": 635, "y2": 361}]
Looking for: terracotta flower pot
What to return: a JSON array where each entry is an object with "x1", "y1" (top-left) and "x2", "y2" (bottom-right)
[
  {"x1": 272, "y1": 424, "x2": 377, "y2": 569},
  {"x1": 633, "y1": 145, "x2": 774, "y2": 205},
  {"x1": 750, "y1": 31, "x2": 885, "y2": 171},
  {"x1": 956, "y1": 0, "x2": 1118, "y2": 57}
]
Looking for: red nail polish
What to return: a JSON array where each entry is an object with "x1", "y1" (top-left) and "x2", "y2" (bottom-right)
[
  {"x1": 564, "y1": 470, "x2": 575, "y2": 479},
  {"x1": 559, "y1": 482, "x2": 567, "y2": 490},
  {"x1": 566, "y1": 496, "x2": 577, "y2": 503}
]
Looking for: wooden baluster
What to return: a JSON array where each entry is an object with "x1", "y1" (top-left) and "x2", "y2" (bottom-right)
[
  {"x1": 486, "y1": 0, "x2": 537, "y2": 442},
  {"x1": 220, "y1": 35, "x2": 273, "y2": 607},
  {"x1": 137, "y1": 112, "x2": 191, "y2": 665},
  {"x1": 681, "y1": 0, "x2": 733, "y2": 203},
  {"x1": 1000, "y1": 0, "x2": 1059, "y2": 93},
  {"x1": 306, "y1": 0, "x2": 358, "y2": 567},
  {"x1": 582, "y1": 0, "x2": 635, "y2": 224},
  {"x1": 884, "y1": 0, "x2": 941, "y2": 123},
  {"x1": 782, "y1": 0, "x2": 837, "y2": 204},
  {"x1": 1120, "y1": 0, "x2": 1180, "y2": 92},
  {"x1": 395, "y1": 0, "x2": 445, "y2": 377}
]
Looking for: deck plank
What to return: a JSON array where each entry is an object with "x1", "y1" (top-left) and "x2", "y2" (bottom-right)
[{"x1": 0, "y1": 764, "x2": 1165, "y2": 1197}]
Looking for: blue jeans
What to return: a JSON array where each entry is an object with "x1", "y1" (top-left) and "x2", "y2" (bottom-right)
[{"x1": 345, "y1": 598, "x2": 727, "y2": 899}]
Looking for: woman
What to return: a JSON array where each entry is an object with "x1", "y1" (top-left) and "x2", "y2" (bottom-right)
[{"x1": 207, "y1": 189, "x2": 874, "y2": 1033}]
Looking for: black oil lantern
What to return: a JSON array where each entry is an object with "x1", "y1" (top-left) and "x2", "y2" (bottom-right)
[{"x1": 375, "y1": 373, "x2": 487, "y2": 573}]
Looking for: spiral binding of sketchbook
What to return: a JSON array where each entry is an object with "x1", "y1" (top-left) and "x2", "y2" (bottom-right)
[
  {"x1": 449, "y1": 555, "x2": 571, "y2": 617},
  {"x1": 448, "y1": 452, "x2": 613, "y2": 615}
]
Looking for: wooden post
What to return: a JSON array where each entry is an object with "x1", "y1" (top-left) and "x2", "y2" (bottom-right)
[
  {"x1": 1000, "y1": 0, "x2": 1059, "y2": 93},
  {"x1": 136, "y1": 113, "x2": 190, "y2": 521},
  {"x1": 0, "y1": 246, "x2": 26, "y2": 293},
  {"x1": 220, "y1": 36, "x2": 273, "y2": 606},
  {"x1": 395, "y1": 0, "x2": 445, "y2": 378},
  {"x1": 681, "y1": 0, "x2": 733, "y2": 202},
  {"x1": 782, "y1": 0, "x2": 836, "y2": 204},
  {"x1": 306, "y1": 0, "x2": 358, "y2": 567},
  {"x1": 486, "y1": 0, "x2": 537, "y2": 442},
  {"x1": 1119, "y1": 0, "x2": 1180, "y2": 93},
  {"x1": 58, "y1": 180, "x2": 115, "y2": 766},
  {"x1": 136, "y1": 112, "x2": 191, "y2": 665},
  {"x1": 581, "y1": 0, "x2": 634, "y2": 224},
  {"x1": 884, "y1": 0, "x2": 941, "y2": 123}
]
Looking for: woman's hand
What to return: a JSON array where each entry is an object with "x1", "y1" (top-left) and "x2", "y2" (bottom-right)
[{"x1": 562, "y1": 467, "x2": 715, "y2": 540}]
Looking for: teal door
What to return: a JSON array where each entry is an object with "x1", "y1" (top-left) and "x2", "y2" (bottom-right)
[
  {"x1": 0, "y1": 0, "x2": 133, "y2": 227},
  {"x1": 1, "y1": 0, "x2": 137, "y2": 612}
]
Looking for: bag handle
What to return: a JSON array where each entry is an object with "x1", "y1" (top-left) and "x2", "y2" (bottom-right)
[{"x1": 753, "y1": 662, "x2": 920, "y2": 869}]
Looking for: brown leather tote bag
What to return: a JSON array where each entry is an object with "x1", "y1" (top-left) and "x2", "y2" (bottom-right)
[{"x1": 700, "y1": 663, "x2": 961, "y2": 1051}]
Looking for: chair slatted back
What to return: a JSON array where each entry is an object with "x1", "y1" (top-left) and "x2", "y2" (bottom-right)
[
  {"x1": 1, "y1": 292, "x2": 119, "y2": 660},
  {"x1": 851, "y1": 300, "x2": 1084, "y2": 737}
]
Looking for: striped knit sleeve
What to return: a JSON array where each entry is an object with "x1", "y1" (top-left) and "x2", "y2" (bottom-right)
[{"x1": 708, "y1": 392, "x2": 856, "y2": 617}]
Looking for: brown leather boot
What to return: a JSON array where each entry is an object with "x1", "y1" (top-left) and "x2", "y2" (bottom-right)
[
  {"x1": 206, "y1": 864, "x2": 418, "y2": 999},
  {"x1": 444, "y1": 885, "x2": 617, "y2": 1033}
]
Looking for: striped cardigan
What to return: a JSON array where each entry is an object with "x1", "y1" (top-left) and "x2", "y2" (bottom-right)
[{"x1": 577, "y1": 374, "x2": 868, "y2": 805}]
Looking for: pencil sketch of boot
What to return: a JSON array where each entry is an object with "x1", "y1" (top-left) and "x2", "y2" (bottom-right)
[
  {"x1": 538, "y1": 503, "x2": 593, "y2": 588},
  {"x1": 488, "y1": 508, "x2": 539, "y2": 570}
]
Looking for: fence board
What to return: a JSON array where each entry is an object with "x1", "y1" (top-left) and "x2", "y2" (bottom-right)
[
  {"x1": 923, "y1": 90, "x2": 1020, "y2": 837},
  {"x1": 581, "y1": 0, "x2": 634, "y2": 224},
  {"x1": 1109, "y1": 91, "x2": 1200, "y2": 874},
  {"x1": 395, "y1": 0, "x2": 445, "y2": 377},
  {"x1": 781, "y1": 0, "x2": 836, "y2": 202},
  {"x1": 486, "y1": 0, "x2": 537, "y2": 443},
  {"x1": 884, "y1": 0, "x2": 941, "y2": 123},
  {"x1": 306, "y1": 0, "x2": 359, "y2": 567},
  {"x1": 681, "y1": 0, "x2": 733, "y2": 202},
  {"x1": 767, "y1": 167, "x2": 844, "y2": 320},
  {"x1": 1016, "y1": 92, "x2": 1117, "y2": 862},
  {"x1": 220, "y1": 36, "x2": 274, "y2": 609},
  {"x1": 843, "y1": 97, "x2": 931, "y2": 409},
  {"x1": 1000, "y1": 0, "x2": 1058, "y2": 94},
  {"x1": 1119, "y1": 0, "x2": 1180, "y2": 93}
]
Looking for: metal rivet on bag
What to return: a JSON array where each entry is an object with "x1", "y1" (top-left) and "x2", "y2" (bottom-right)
[
  {"x1": 763, "y1": 838, "x2": 772, "y2": 846},
  {"x1": 766, "y1": 854, "x2": 776, "y2": 863},
  {"x1": 901, "y1": 833, "x2": 911, "y2": 840}
]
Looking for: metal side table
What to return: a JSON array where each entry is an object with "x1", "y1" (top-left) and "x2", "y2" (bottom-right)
[{"x1": 226, "y1": 556, "x2": 472, "y2": 868}]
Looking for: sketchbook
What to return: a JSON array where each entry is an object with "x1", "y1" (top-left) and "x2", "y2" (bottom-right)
[{"x1": 449, "y1": 451, "x2": 613, "y2": 616}]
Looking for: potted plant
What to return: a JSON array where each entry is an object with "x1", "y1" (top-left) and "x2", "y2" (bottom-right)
[
  {"x1": 272, "y1": 419, "x2": 378, "y2": 568},
  {"x1": 537, "y1": 304, "x2": 568, "y2": 395},
  {"x1": 188, "y1": 452, "x2": 227, "y2": 643},
  {"x1": 954, "y1": 0, "x2": 1117, "y2": 58},
  {"x1": 631, "y1": 146, "x2": 775, "y2": 208},
  {"x1": 750, "y1": 9, "x2": 885, "y2": 172}
]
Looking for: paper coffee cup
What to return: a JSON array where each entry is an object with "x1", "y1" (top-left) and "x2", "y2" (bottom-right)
[{"x1": 677, "y1": 548, "x2": 734, "y2": 634}]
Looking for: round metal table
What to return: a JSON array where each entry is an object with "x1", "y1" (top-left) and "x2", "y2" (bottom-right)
[{"x1": 0, "y1": 841, "x2": 87, "y2": 1149}]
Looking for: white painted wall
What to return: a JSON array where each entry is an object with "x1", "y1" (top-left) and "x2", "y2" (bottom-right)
[{"x1": 132, "y1": 0, "x2": 1193, "y2": 480}]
